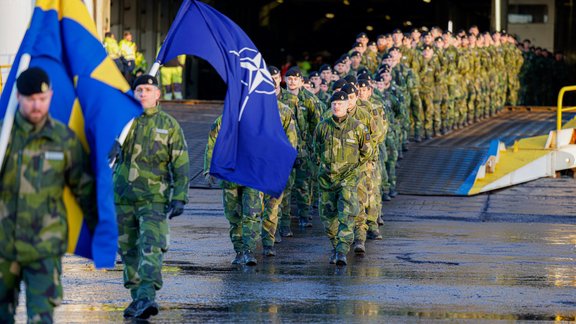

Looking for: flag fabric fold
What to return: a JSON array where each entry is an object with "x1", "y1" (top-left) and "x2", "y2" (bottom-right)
[
  {"x1": 0, "y1": 0, "x2": 142, "y2": 268},
  {"x1": 156, "y1": 0, "x2": 297, "y2": 197}
]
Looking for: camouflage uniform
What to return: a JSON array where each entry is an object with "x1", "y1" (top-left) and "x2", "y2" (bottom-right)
[
  {"x1": 204, "y1": 116, "x2": 264, "y2": 253},
  {"x1": 261, "y1": 101, "x2": 298, "y2": 248},
  {"x1": 313, "y1": 115, "x2": 372, "y2": 254},
  {"x1": 419, "y1": 55, "x2": 439, "y2": 137},
  {"x1": 0, "y1": 112, "x2": 96, "y2": 323},
  {"x1": 114, "y1": 106, "x2": 190, "y2": 302}
]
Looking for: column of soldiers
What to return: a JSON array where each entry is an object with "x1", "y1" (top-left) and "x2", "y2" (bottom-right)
[{"x1": 204, "y1": 26, "x2": 571, "y2": 268}]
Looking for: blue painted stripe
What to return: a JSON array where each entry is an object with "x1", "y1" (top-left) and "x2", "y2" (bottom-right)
[{"x1": 456, "y1": 139, "x2": 500, "y2": 195}]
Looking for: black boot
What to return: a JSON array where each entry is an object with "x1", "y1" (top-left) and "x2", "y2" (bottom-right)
[
  {"x1": 279, "y1": 225, "x2": 293, "y2": 237},
  {"x1": 367, "y1": 229, "x2": 383, "y2": 240},
  {"x1": 329, "y1": 249, "x2": 337, "y2": 264},
  {"x1": 243, "y1": 250, "x2": 257, "y2": 266},
  {"x1": 263, "y1": 246, "x2": 276, "y2": 257},
  {"x1": 389, "y1": 188, "x2": 398, "y2": 198},
  {"x1": 335, "y1": 252, "x2": 347, "y2": 266},
  {"x1": 231, "y1": 251, "x2": 244, "y2": 265},
  {"x1": 353, "y1": 241, "x2": 366, "y2": 254},
  {"x1": 382, "y1": 193, "x2": 392, "y2": 201},
  {"x1": 377, "y1": 215, "x2": 384, "y2": 226}
]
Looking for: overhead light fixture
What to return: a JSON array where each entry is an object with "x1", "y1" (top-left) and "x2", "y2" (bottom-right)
[
  {"x1": 403, "y1": 21, "x2": 413, "y2": 26},
  {"x1": 326, "y1": 13, "x2": 335, "y2": 19},
  {"x1": 423, "y1": 0, "x2": 431, "y2": 3},
  {"x1": 366, "y1": 25, "x2": 374, "y2": 31},
  {"x1": 276, "y1": 0, "x2": 283, "y2": 3},
  {"x1": 385, "y1": 15, "x2": 391, "y2": 21},
  {"x1": 367, "y1": 8, "x2": 374, "y2": 13},
  {"x1": 343, "y1": 0, "x2": 350, "y2": 5}
]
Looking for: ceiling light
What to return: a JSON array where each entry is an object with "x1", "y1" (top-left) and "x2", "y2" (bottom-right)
[
  {"x1": 403, "y1": 21, "x2": 413, "y2": 26},
  {"x1": 343, "y1": 0, "x2": 350, "y2": 5},
  {"x1": 325, "y1": 13, "x2": 335, "y2": 19},
  {"x1": 385, "y1": 15, "x2": 391, "y2": 21},
  {"x1": 366, "y1": 25, "x2": 374, "y2": 31}
]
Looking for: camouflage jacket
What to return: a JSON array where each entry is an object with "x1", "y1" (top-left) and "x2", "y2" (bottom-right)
[
  {"x1": 0, "y1": 112, "x2": 96, "y2": 263},
  {"x1": 313, "y1": 115, "x2": 372, "y2": 190},
  {"x1": 114, "y1": 106, "x2": 190, "y2": 204}
]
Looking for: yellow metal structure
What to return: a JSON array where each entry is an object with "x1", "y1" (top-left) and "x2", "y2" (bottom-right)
[{"x1": 556, "y1": 85, "x2": 576, "y2": 146}]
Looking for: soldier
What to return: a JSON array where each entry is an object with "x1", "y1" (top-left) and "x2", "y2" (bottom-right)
[
  {"x1": 0, "y1": 67, "x2": 97, "y2": 323},
  {"x1": 350, "y1": 51, "x2": 366, "y2": 75},
  {"x1": 204, "y1": 115, "x2": 264, "y2": 266},
  {"x1": 319, "y1": 64, "x2": 334, "y2": 86},
  {"x1": 313, "y1": 91, "x2": 372, "y2": 266},
  {"x1": 103, "y1": 32, "x2": 122, "y2": 71},
  {"x1": 113, "y1": 75, "x2": 190, "y2": 319},
  {"x1": 419, "y1": 44, "x2": 439, "y2": 138},
  {"x1": 261, "y1": 80, "x2": 298, "y2": 257}
]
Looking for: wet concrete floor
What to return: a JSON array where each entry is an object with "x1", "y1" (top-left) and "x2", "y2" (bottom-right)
[{"x1": 15, "y1": 179, "x2": 576, "y2": 323}]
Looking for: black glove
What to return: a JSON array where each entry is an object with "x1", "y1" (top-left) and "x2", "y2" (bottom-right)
[
  {"x1": 167, "y1": 200, "x2": 185, "y2": 219},
  {"x1": 108, "y1": 140, "x2": 122, "y2": 166}
]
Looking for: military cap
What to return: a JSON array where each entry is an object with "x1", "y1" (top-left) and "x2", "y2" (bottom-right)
[
  {"x1": 341, "y1": 83, "x2": 358, "y2": 95},
  {"x1": 334, "y1": 57, "x2": 346, "y2": 65},
  {"x1": 434, "y1": 36, "x2": 444, "y2": 42},
  {"x1": 16, "y1": 67, "x2": 51, "y2": 96},
  {"x1": 320, "y1": 79, "x2": 328, "y2": 85},
  {"x1": 330, "y1": 91, "x2": 348, "y2": 103},
  {"x1": 268, "y1": 65, "x2": 281, "y2": 76},
  {"x1": 331, "y1": 79, "x2": 348, "y2": 91},
  {"x1": 353, "y1": 41, "x2": 364, "y2": 48},
  {"x1": 343, "y1": 75, "x2": 357, "y2": 86},
  {"x1": 303, "y1": 77, "x2": 311, "y2": 84},
  {"x1": 357, "y1": 72, "x2": 372, "y2": 81},
  {"x1": 388, "y1": 46, "x2": 401, "y2": 53},
  {"x1": 319, "y1": 64, "x2": 332, "y2": 72},
  {"x1": 392, "y1": 28, "x2": 403, "y2": 34},
  {"x1": 356, "y1": 32, "x2": 368, "y2": 39},
  {"x1": 421, "y1": 31, "x2": 430, "y2": 37},
  {"x1": 309, "y1": 71, "x2": 320, "y2": 78},
  {"x1": 410, "y1": 27, "x2": 420, "y2": 33},
  {"x1": 378, "y1": 64, "x2": 392, "y2": 74},
  {"x1": 368, "y1": 41, "x2": 377, "y2": 47},
  {"x1": 381, "y1": 53, "x2": 392, "y2": 60},
  {"x1": 357, "y1": 67, "x2": 370, "y2": 76},
  {"x1": 374, "y1": 74, "x2": 384, "y2": 82},
  {"x1": 132, "y1": 74, "x2": 158, "y2": 90},
  {"x1": 350, "y1": 51, "x2": 362, "y2": 58},
  {"x1": 357, "y1": 79, "x2": 371, "y2": 89},
  {"x1": 404, "y1": 33, "x2": 411, "y2": 38},
  {"x1": 376, "y1": 34, "x2": 386, "y2": 40},
  {"x1": 285, "y1": 67, "x2": 302, "y2": 77},
  {"x1": 422, "y1": 44, "x2": 433, "y2": 51},
  {"x1": 339, "y1": 53, "x2": 350, "y2": 61}
]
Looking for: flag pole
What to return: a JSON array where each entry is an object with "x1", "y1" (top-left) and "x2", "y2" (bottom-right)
[{"x1": 0, "y1": 53, "x2": 31, "y2": 171}]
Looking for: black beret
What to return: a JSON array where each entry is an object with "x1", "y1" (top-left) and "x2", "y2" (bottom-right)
[
  {"x1": 319, "y1": 64, "x2": 332, "y2": 72},
  {"x1": 392, "y1": 28, "x2": 403, "y2": 34},
  {"x1": 302, "y1": 77, "x2": 311, "y2": 84},
  {"x1": 435, "y1": 36, "x2": 444, "y2": 42},
  {"x1": 334, "y1": 57, "x2": 346, "y2": 65},
  {"x1": 422, "y1": 44, "x2": 433, "y2": 51},
  {"x1": 341, "y1": 83, "x2": 358, "y2": 95},
  {"x1": 320, "y1": 79, "x2": 328, "y2": 85},
  {"x1": 132, "y1": 75, "x2": 158, "y2": 90},
  {"x1": 368, "y1": 41, "x2": 377, "y2": 47},
  {"x1": 350, "y1": 51, "x2": 362, "y2": 58},
  {"x1": 331, "y1": 79, "x2": 347, "y2": 91},
  {"x1": 339, "y1": 53, "x2": 350, "y2": 61},
  {"x1": 388, "y1": 46, "x2": 401, "y2": 53},
  {"x1": 357, "y1": 79, "x2": 371, "y2": 88},
  {"x1": 374, "y1": 74, "x2": 384, "y2": 82},
  {"x1": 421, "y1": 31, "x2": 430, "y2": 37},
  {"x1": 343, "y1": 75, "x2": 357, "y2": 85},
  {"x1": 268, "y1": 65, "x2": 280, "y2": 75},
  {"x1": 330, "y1": 91, "x2": 348, "y2": 103},
  {"x1": 17, "y1": 67, "x2": 51, "y2": 96},
  {"x1": 379, "y1": 64, "x2": 392, "y2": 74},
  {"x1": 285, "y1": 67, "x2": 302, "y2": 77},
  {"x1": 357, "y1": 67, "x2": 370, "y2": 76},
  {"x1": 381, "y1": 53, "x2": 392, "y2": 60},
  {"x1": 356, "y1": 32, "x2": 368, "y2": 39},
  {"x1": 357, "y1": 72, "x2": 372, "y2": 81},
  {"x1": 309, "y1": 71, "x2": 320, "y2": 78},
  {"x1": 353, "y1": 41, "x2": 364, "y2": 48}
]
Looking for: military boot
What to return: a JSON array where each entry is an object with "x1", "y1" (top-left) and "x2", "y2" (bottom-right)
[
  {"x1": 414, "y1": 135, "x2": 422, "y2": 143},
  {"x1": 133, "y1": 298, "x2": 159, "y2": 320},
  {"x1": 382, "y1": 193, "x2": 392, "y2": 202},
  {"x1": 329, "y1": 249, "x2": 337, "y2": 264},
  {"x1": 299, "y1": 217, "x2": 312, "y2": 228},
  {"x1": 279, "y1": 225, "x2": 293, "y2": 237},
  {"x1": 231, "y1": 251, "x2": 243, "y2": 265},
  {"x1": 377, "y1": 215, "x2": 384, "y2": 226},
  {"x1": 263, "y1": 246, "x2": 276, "y2": 257},
  {"x1": 367, "y1": 229, "x2": 383, "y2": 240},
  {"x1": 335, "y1": 252, "x2": 347, "y2": 266},
  {"x1": 389, "y1": 188, "x2": 398, "y2": 198},
  {"x1": 353, "y1": 241, "x2": 366, "y2": 254},
  {"x1": 243, "y1": 250, "x2": 257, "y2": 266},
  {"x1": 123, "y1": 300, "x2": 138, "y2": 318},
  {"x1": 274, "y1": 230, "x2": 282, "y2": 244}
]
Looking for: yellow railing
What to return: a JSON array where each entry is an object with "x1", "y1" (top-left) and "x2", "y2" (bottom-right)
[
  {"x1": 0, "y1": 64, "x2": 12, "y2": 93},
  {"x1": 556, "y1": 85, "x2": 576, "y2": 148}
]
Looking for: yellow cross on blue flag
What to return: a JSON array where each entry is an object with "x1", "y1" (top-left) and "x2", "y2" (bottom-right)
[{"x1": 0, "y1": 0, "x2": 143, "y2": 268}]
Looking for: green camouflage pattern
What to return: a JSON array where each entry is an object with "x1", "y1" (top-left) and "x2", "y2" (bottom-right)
[
  {"x1": 114, "y1": 106, "x2": 190, "y2": 204},
  {"x1": 116, "y1": 203, "x2": 168, "y2": 301},
  {"x1": 0, "y1": 256, "x2": 63, "y2": 324},
  {"x1": 0, "y1": 112, "x2": 96, "y2": 264}
]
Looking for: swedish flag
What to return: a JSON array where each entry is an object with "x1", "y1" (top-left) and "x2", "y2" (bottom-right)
[{"x1": 0, "y1": 0, "x2": 142, "y2": 268}]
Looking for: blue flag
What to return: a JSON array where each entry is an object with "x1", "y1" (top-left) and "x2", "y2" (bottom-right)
[
  {"x1": 156, "y1": 0, "x2": 297, "y2": 197},
  {"x1": 0, "y1": 0, "x2": 142, "y2": 268}
]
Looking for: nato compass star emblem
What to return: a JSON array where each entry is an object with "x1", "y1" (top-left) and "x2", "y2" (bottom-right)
[{"x1": 229, "y1": 48, "x2": 275, "y2": 121}]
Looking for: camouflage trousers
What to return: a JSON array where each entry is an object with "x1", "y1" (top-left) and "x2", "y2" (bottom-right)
[
  {"x1": 293, "y1": 157, "x2": 313, "y2": 220},
  {"x1": 319, "y1": 185, "x2": 359, "y2": 254},
  {"x1": 117, "y1": 203, "x2": 169, "y2": 301},
  {"x1": 356, "y1": 160, "x2": 382, "y2": 236},
  {"x1": 223, "y1": 186, "x2": 264, "y2": 252},
  {"x1": 0, "y1": 257, "x2": 62, "y2": 324},
  {"x1": 279, "y1": 168, "x2": 296, "y2": 229},
  {"x1": 409, "y1": 91, "x2": 423, "y2": 138},
  {"x1": 262, "y1": 191, "x2": 285, "y2": 248},
  {"x1": 421, "y1": 91, "x2": 439, "y2": 137}
]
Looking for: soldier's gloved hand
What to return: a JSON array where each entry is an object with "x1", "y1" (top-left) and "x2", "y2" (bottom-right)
[
  {"x1": 107, "y1": 140, "x2": 122, "y2": 166},
  {"x1": 168, "y1": 200, "x2": 185, "y2": 219}
]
